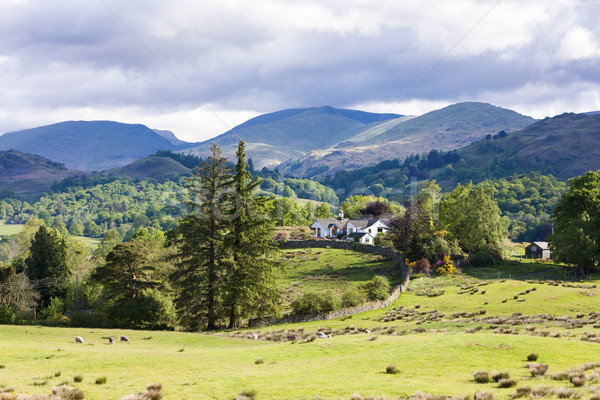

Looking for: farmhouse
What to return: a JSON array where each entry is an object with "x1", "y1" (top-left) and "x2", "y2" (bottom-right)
[
  {"x1": 310, "y1": 211, "x2": 389, "y2": 245},
  {"x1": 524, "y1": 241, "x2": 551, "y2": 259}
]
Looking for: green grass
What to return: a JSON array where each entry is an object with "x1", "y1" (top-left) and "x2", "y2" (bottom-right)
[
  {"x1": 0, "y1": 220, "x2": 24, "y2": 236},
  {"x1": 276, "y1": 248, "x2": 398, "y2": 308},
  {"x1": 0, "y1": 325, "x2": 598, "y2": 400}
]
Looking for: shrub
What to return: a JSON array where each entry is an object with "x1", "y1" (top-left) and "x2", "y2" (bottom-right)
[
  {"x1": 514, "y1": 387, "x2": 531, "y2": 398},
  {"x1": 474, "y1": 391, "x2": 494, "y2": 400},
  {"x1": 386, "y1": 364, "x2": 400, "y2": 374},
  {"x1": 569, "y1": 372, "x2": 585, "y2": 387},
  {"x1": 54, "y1": 371, "x2": 61, "y2": 377},
  {"x1": 529, "y1": 363, "x2": 549, "y2": 377},
  {"x1": 237, "y1": 389, "x2": 257, "y2": 400},
  {"x1": 498, "y1": 379, "x2": 516, "y2": 388},
  {"x1": 52, "y1": 385, "x2": 85, "y2": 400},
  {"x1": 555, "y1": 387, "x2": 576, "y2": 399},
  {"x1": 73, "y1": 375, "x2": 83, "y2": 383},
  {"x1": 435, "y1": 255, "x2": 454, "y2": 275},
  {"x1": 468, "y1": 250, "x2": 496, "y2": 267},
  {"x1": 361, "y1": 276, "x2": 390, "y2": 301},
  {"x1": 38, "y1": 297, "x2": 65, "y2": 321},
  {"x1": 0, "y1": 303, "x2": 16, "y2": 324},
  {"x1": 531, "y1": 386, "x2": 551, "y2": 397},
  {"x1": 413, "y1": 259, "x2": 431, "y2": 274},
  {"x1": 255, "y1": 359, "x2": 264, "y2": 365},
  {"x1": 341, "y1": 287, "x2": 366, "y2": 308},
  {"x1": 527, "y1": 353, "x2": 539, "y2": 361},
  {"x1": 492, "y1": 371, "x2": 510, "y2": 382},
  {"x1": 291, "y1": 291, "x2": 341, "y2": 315},
  {"x1": 95, "y1": 376, "x2": 107, "y2": 385},
  {"x1": 474, "y1": 371, "x2": 490, "y2": 383}
]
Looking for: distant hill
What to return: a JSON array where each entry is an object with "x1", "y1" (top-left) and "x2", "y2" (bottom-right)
[
  {"x1": 448, "y1": 112, "x2": 600, "y2": 180},
  {"x1": 0, "y1": 150, "x2": 88, "y2": 195},
  {"x1": 104, "y1": 155, "x2": 192, "y2": 179},
  {"x1": 183, "y1": 106, "x2": 404, "y2": 169},
  {"x1": 0, "y1": 121, "x2": 194, "y2": 172},
  {"x1": 280, "y1": 102, "x2": 536, "y2": 177}
]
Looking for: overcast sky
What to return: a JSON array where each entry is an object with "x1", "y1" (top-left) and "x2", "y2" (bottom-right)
[{"x1": 1, "y1": 0, "x2": 599, "y2": 142}]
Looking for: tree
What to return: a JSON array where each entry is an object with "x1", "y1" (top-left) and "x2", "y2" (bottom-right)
[
  {"x1": 92, "y1": 234, "x2": 175, "y2": 328},
  {"x1": 316, "y1": 203, "x2": 331, "y2": 218},
  {"x1": 549, "y1": 170, "x2": 600, "y2": 273},
  {"x1": 222, "y1": 140, "x2": 280, "y2": 329},
  {"x1": 439, "y1": 183, "x2": 509, "y2": 253},
  {"x1": 389, "y1": 202, "x2": 433, "y2": 261},
  {"x1": 24, "y1": 226, "x2": 70, "y2": 310},
  {"x1": 171, "y1": 143, "x2": 232, "y2": 330}
]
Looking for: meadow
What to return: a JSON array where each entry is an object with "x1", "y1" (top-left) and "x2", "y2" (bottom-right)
[{"x1": 2, "y1": 258, "x2": 600, "y2": 400}]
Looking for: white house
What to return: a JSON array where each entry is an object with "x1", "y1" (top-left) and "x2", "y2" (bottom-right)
[{"x1": 310, "y1": 211, "x2": 390, "y2": 244}]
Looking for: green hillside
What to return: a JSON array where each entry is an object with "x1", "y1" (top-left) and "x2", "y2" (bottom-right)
[
  {"x1": 104, "y1": 155, "x2": 192, "y2": 179},
  {"x1": 451, "y1": 112, "x2": 600, "y2": 180}
]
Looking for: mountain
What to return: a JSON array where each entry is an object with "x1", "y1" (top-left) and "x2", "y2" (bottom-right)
[
  {"x1": 280, "y1": 102, "x2": 536, "y2": 177},
  {"x1": 0, "y1": 121, "x2": 192, "y2": 172},
  {"x1": 449, "y1": 111, "x2": 600, "y2": 180},
  {"x1": 0, "y1": 150, "x2": 88, "y2": 195},
  {"x1": 183, "y1": 106, "x2": 404, "y2": 169}
]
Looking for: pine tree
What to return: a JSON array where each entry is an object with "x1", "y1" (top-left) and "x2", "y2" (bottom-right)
[
  {"x1": 171, "y1": 143, "x2": 232, "y2": 330},
  {"x1": 223, "y1": 140, "x2": 280, "y2": 329},
  {"x1": 25, "y1": 225, "x2": 70, "y2": 310}
]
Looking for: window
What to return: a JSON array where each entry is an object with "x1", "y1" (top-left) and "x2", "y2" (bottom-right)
[
  {"x1": 378, "y1": 227, "x2": 383, "y2": 233},
  {"x1": 317, "y1": 228, "x2": 321, "y2": 237},
  {"x1": 531, "y1": 246, "x2": 537, "y2": 252}
]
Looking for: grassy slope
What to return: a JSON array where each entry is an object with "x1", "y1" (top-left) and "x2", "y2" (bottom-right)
[
  {"x1": 450, "y1": 112, "x2": 600, "y2": 180},
  {"x1": 2, "y1": 252, "x2": 600, "y2": 399}
]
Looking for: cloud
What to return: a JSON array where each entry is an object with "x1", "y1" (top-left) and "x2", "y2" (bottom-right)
[{"x1": 0, "y1": 0, "x2": 599, "y2": 141}]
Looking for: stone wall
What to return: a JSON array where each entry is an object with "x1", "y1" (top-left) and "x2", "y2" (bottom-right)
[{"x1": 249, "y1": 239, "x2": 409, "y2": 328}]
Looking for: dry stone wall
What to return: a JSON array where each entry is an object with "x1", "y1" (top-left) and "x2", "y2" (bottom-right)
[{"x1": 249, "y1": 239, "x2": 409, "y2": 327}]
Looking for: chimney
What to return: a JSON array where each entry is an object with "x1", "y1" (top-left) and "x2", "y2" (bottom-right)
[{"x1": 338, "y1": 210, "x2": 344, "y2": 220}]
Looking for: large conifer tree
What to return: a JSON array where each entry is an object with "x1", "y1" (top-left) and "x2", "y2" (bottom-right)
[
  {"x1": 223, "y1": 140, "x2": 280, "y2": 329},
  {"x1": 171, "y1": 143, "x2": 232, "y2": 330}
]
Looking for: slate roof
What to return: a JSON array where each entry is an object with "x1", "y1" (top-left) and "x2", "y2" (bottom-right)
[
  {"x1": 347, "y1": 232, "x2": 371, "y2": 239},
  {"x1": 526, "y1": 241, "x2": 549, "y2": 250},
  {"x1": 314, "y1": 218, "x2": 348, "y2": 230}
]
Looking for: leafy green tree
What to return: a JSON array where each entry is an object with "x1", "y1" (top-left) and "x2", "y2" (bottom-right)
[
  {"x1": 439, "y1": 183, "x2": 509, "y2": 253},
  {"x1": 222, "y1": 140, "x2": 280, "y2": 329},
  {"x1": 171, "y1": 143, "x2": 232, "y2": 330},
  {"x1": 24, "y1": 225, "x2": 70, "y2": 310},
  {"x1": 549, "y1": 171, "x2": 600, "y2": 273},
  {"x1": 315, "y1": 203, "x2": 331, "y2": 218}
]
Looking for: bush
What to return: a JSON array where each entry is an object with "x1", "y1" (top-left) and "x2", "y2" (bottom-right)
[
  {"x1": 514, "y1": 387, "x2": 531, "y2": 398},
  {"x1": 341, "y1": 287, "x2": 366, "y2": 308},
  {"x1": 291, "y1": 291, "x2": 341, "y2": 315},
  {"x1": 255, "y1": 359, "x2": 264, "y2": 365},
  {"x1": 468, "y1": 250, "x2": 497, "y2": 267},
  {"x1": 474, "y1": 391, "x2": 494, "y2": 400},
  {"x1": 474, "y1": 371, "x2": 490, "y2": 383},
  {"x1": 529, "y1": 363, "x2": 549, "y2": 377},
  {"x1": 413, "y1": 259, "x2": 431, "y2": 274},
  {"x1": 73, "y1": 375, "x2": 83, "y2": 383},
  {"x1": 498, "y1": 379, "x2": 516, "y2": 388},
  {"x1": 52, "y1": 385, "x2": 85, "y2": 400},
  {"x1": 0, "y1": 303, "x2": 16, "y2": 324},
  {"x1": 95, "y1": 376, "x2": 107, "y2": 385},
  {"x1": 38, "y1": 297, "x2": 65, "y2": 321},
  {"x1": 386, "y1": 364, "x2": 400, "y2": 374},
  {"x1": 435, "y1": 255, "x2": 454, "y2": 275},
  {"x1": 492, "y1": 371, "x2": 510, "y2": 382},
  {"x1": 527, "y1": 353, "x2": 539, "y2": 361},
  {"x1": 361, "y1": 276, "x2": 390, "y2": 301},
  {"x1": 569, "y1": 372, "x2": 585, "y2": 387}
]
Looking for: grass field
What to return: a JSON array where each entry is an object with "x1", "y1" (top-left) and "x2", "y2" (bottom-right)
[
  {"x1": 2, "y1": 250, "x2": 600, "y2": 399},
  {"x1": 0, "y1": 221, "x2": 24, "y2": 236},
  {"x1": 276, "y1": 248, "x2": 399, "y2": 308}
]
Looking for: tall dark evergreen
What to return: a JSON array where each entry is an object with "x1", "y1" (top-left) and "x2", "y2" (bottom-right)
[
  {"x1": 223, "y1": 140, "x2": 280, "y2": 329},
  {"x1": 24, "y1": 225, "x2": 70, "y2": 310},
  {"x1": 171, "y1": 143, "x2": 232, "y2": 330}
]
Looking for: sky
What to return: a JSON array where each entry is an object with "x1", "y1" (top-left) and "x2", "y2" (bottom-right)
[{"x1": 0, "y1": 0, "x2": 599, "y2": 142}]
